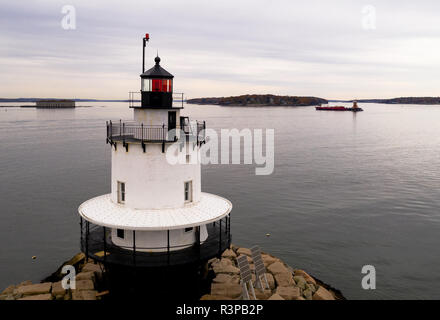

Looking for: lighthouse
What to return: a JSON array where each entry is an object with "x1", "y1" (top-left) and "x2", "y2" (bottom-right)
[{"x1": 78, "y1": 35, "x2": 232, "y2": 297}]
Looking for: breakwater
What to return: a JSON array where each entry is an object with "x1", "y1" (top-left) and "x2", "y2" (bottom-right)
[{"x1": 0, "y1": 245, "x2": 344, "y2": 300}]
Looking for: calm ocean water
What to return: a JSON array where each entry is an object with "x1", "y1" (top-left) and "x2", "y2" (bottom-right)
[{"x1": 1, "y1": 102, "x2": 440, "y2": 299}]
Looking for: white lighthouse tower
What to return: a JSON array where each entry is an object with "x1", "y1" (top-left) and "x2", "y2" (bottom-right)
[{"x1": 77, "y1": 35, "x2": 232, "y2": 281}]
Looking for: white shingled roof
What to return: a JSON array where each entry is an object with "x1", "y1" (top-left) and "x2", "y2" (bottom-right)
[{"x1": 78, "y1": 193, "x2": 232, "y2": 231}]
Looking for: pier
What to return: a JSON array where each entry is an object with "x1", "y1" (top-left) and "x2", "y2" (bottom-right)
[{"x1": 36, "y1": 99, "x2": 75, "y2": 108}]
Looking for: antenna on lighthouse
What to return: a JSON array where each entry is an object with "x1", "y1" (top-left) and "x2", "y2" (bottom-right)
[{"x1": 142, "y1": 33, "x2": 150, "y2": 73}]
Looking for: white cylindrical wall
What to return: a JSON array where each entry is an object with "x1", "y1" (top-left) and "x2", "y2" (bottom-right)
[
  {"x1": 110, "y1": 225, "x2": 208, "y2": 252},
  {"x1": 111, "y1": 142, "x2": 201, "y2": 209},
  {"x1": 133, "y1": 108, "x2": 180, "y2": 127}
]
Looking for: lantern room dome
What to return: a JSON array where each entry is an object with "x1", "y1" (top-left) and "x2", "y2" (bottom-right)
[{"x1": 140, "y1": 56, "x2": 174, "y2": 79}]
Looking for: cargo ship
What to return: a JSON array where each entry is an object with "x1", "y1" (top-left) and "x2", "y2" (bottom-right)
[{"x1": 316, "y1": 101, "x2": 363, "y2": 112}]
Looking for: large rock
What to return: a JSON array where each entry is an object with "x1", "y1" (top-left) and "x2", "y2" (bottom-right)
[
  {"x1": 71, "y1": 289, "x2": 97, "y2": 300},
  {"x1": 312, "y1": 286, "x2": 335, "y2": 300},
  {"x1": 306, "y1": 283, "x2": 317, "y2": 294},
  {"x1": 210, "y1": 283, "x2": 242, "y2": 299},
  {"x1": 261, "y1": 254, "x2": 279, "y2": 267},
  {"x1": 213, "y1": 273, "x2": 240, "y2": 284},
  {"x1": 265, "y1": 273, "x2": 275, "y2": 290},
  {"x1": 236, "y1": 248, "x2": 252, "y2": 257},
  {"x1": 213, "y1": 274, "x2": 234, "y2": 284},
  {"x1": 18, "y1": 280, "x2": 32, "y2": 287},
  {"x1": 74, "y1": 280, "x2": 94, "y2": 291},
  {"x1": 212, "y1": 258, "x2": 232, "y2": 267},
  {"x1": 230, "y1": 244, "x2": 240, "y2": 252},
  {"x1": 294, "y1": 269, "x2": 316, "y2": 285},
  {"x1": 231, "y1": 275, "x2": 241, "y2": 284},
  {"x1": 17, "y1": 282, "x2": 52, "y2": 296},
  {"x1": 274, "y1": 272, "x2": 294, "y2": 287},
  {"x1": 212, "y1": 260, "x2": 239, "y2": 275},
  {"x1": 237, "y1": 254, "x2": 252, "y2": 264},
  {"x1": 52, "y1": 281, "x2": 66, "y2": 299},
  {"x1": 303, "y1": 288, "x2": 313, "y2": 300},
  {"x1": 255, "y1": 273, "x2": 274, "y2": 290},
  {"x1": 82, "y1": 262, "x2": 103, "y2": 283},
  {"x1": 267, "y1": 262, "x2": 289, "y2": 275},
  {"x1": 268, "y1": 293, "x2": 285, "y2": 300},
  {"x1": 82, "y1": 262, "x2": 102, "y2": 273},
  {"x1": 76, "y1": 271, "x2": 95, "y2": 282},
  {"x1": 1, "y1": 285, "x2": 15, "y2": 295},
  {"x1": 18, "y1": 293, "x2": 52, "y2": 300},
  {"x1": 81, "y1": 290, "x2": 97, "y2": 300},
  {"x1": 293, "y1": 276, "x2": 307, "y2": 290},
  {"x1": 275, "y1": 286, "x2": 300, "y2": 300},
  {"x1": 222, "y1": 249, "x2": 236, "y2": 259},
  {"x1": 68, "y1": 252, "x2": 86, "y2": 266},
  {"x1": 254, "y1": 289, "x2": 272, "y2": 300}
]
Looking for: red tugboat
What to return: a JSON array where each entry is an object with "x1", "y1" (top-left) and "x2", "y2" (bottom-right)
[{"x1": 316, "y1": 101, "x2": 363, "y2": 112}]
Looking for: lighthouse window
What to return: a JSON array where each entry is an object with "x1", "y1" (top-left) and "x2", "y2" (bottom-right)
[
  {"x1": 141, "y1": 78, "x2": 151, "y2": 91},
  {"x1": 152, "y1": 79, "x2": 162, "y2": 92},
  {"x1": 117, "y1": 181, "x2": 125, "y2": 204},
  {"x1": 184, "y1": 227, "x2": 193, "y2": 233},
  {"x1": 117, "y1": 229, "x2": 125, "y2": 239},
  {"x1": 184, "y1": 181, "x2": 193, "y2": 202},
  {"x1": 145, "y1": 79, "x2": 172, "y2": 92},
  {"x1": 162, "y1": 80, "x2": 168, "y2": 92}
]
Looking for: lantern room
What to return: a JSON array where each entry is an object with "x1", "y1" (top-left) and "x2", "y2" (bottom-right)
[{"x1": 140, "y1": 56, "x2": 174, "y2": 108}]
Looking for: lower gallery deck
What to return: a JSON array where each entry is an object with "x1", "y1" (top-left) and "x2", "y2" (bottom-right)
[{"x1": 80, "y1": 217, "x2": 231, "y2": 268}]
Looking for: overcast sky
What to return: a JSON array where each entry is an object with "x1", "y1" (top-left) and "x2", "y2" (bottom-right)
[{"x1": 1, "y1": 0, "x2": 439, "y2": 100}]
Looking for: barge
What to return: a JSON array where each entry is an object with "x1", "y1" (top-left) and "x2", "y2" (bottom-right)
[{"x1": 316, "y1": 101, "x2": 363, "y2": 112}]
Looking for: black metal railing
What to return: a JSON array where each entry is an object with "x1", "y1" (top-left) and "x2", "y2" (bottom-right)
[
  {"x1": 79, "y1": 215, "x2": 231, "y2": 268},
  {"x1": 106, "y1": 120, "x2": 206, "y2": 149},
  {"x1": 129, "y1": 91, "x2": 185, "y2": 108}
]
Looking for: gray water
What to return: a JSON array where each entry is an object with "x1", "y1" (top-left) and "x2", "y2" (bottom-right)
[{"x1": 1, "y1": 102, "x2": 440, "y2": 299}]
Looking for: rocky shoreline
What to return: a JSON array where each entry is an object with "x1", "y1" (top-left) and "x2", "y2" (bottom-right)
[
  {"x1": 0, "y1": 245, "x2": 344, "y2": 301},
  {"x1": 0, "y1": 253, "x2": 106, "y2": 300},
  {"x1": 202, "y1": 245, "x2": 344, "y2": 300}
]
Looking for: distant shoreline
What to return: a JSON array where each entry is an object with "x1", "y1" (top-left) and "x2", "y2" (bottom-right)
[
  {"x1": 329, "y1": 97, "x2": 440, "y2": 105},
  {"x1": 0, "y1": 98, "x2": 129, "y2": 103},
  {"x1": 2, "y1": 96, "x2": 440, "y2": 106},
  {"x1": 0, "y1": 105, "x2": 98, "y2": 108},
  {"x1": 189, "y1": 103, "x2": 321, "y2": 107},
  {"x1": 187, "y1": 95, "x2": 328, "y2": 107},
  {"x1": 188, "y1": 95, "x2": 440, "y2": 106}
]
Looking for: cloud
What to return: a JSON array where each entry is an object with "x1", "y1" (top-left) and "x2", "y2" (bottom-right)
[{"x1": 0, "y1": 0, "x2": 439, "y2": 99}]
